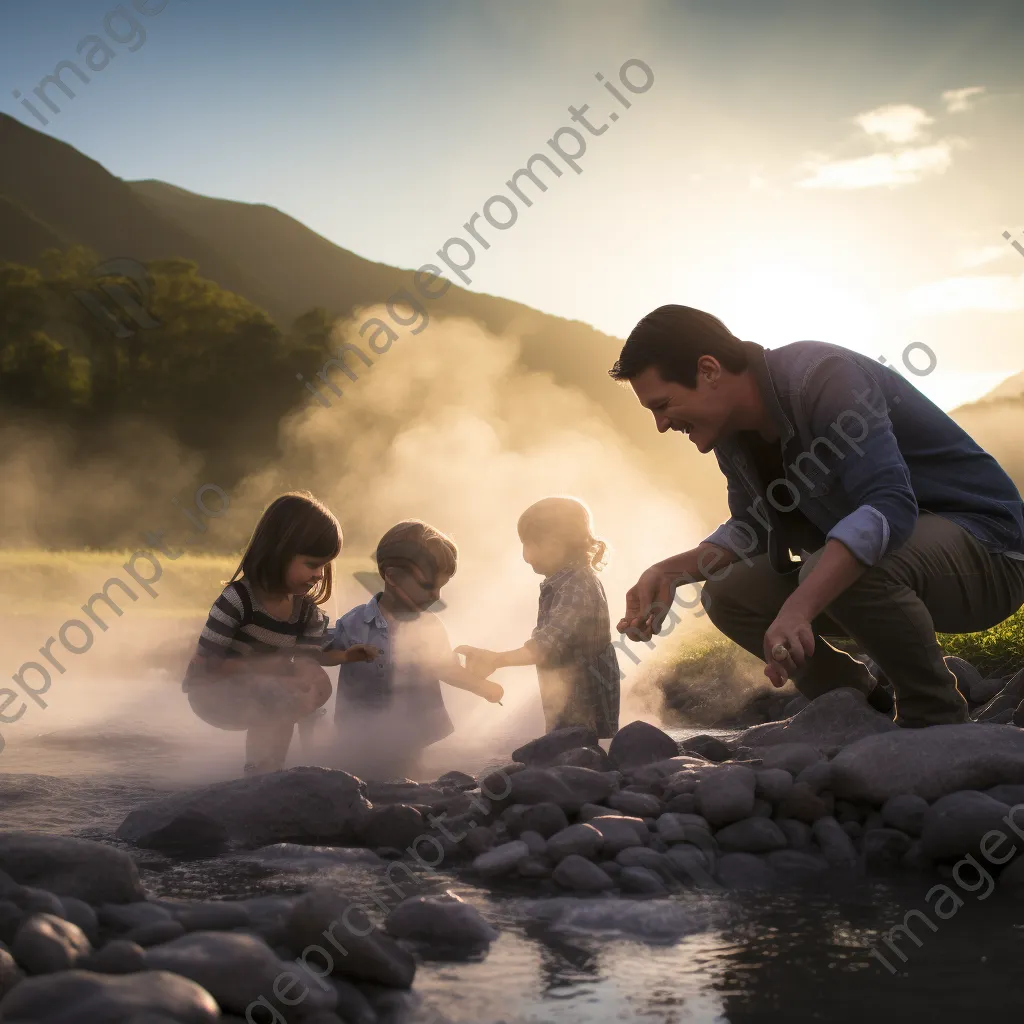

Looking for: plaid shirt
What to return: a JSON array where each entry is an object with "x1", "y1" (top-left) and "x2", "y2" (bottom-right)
[{"x1": 531, "y1": 564, "x2": 620, "y2": 738}]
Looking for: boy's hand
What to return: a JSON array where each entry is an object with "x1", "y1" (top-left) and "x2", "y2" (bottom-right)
[
  {"x1": 477, "y1": 679, "x2": 504, "y2": 704},
  {"x1": 345, "y1": 643, "x2": 381, "y2": 663},
  {"x1": 455, "y1": 645, "x2": 500, "y2": 678}
]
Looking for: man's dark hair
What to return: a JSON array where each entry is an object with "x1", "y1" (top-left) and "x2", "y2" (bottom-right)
[{"x1": 608, "y1": 304, "x2": 749, "y2": 386}]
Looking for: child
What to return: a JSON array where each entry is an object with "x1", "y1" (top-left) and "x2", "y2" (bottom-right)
[
  {"x1": 184, "y1": 491, "x2": 378, "y2": 775},
  {"x1": 456, "y1": 496, "x2": 620, "y2": 738},
  {"x1": 326, "y1": 519, "x2": 504, "y2": 780}
]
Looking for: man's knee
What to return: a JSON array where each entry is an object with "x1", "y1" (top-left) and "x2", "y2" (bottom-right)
[{"x1": 700, "y1": 556, "x2": 778, "y2": 622}]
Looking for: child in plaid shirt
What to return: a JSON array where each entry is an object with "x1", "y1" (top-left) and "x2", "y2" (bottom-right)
[{"x1": 457, "y1": 497, "x2": 620, "y2": 738}]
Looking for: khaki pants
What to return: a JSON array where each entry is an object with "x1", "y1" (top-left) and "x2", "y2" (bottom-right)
[{"x1": 700, "y1": 513, "x2": 1024, "y2": 726}]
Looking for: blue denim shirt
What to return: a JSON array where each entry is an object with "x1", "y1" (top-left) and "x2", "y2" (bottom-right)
[
  {"x1": 327, "y1": 594, "x2": 455, "y2": 746},
  {"x1": 703, "y1": 341, "x2": 1024, "y2": 571}
]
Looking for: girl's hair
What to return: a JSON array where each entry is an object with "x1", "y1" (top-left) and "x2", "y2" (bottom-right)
[
  {"x1": 230, "y1": 491, "x2": 342, "y2": 605},
  {"x1": 517, "y1": 496, "x2": 608, "y2": 570},
  {"x1": 375, "y1": 519, "x2": 458, "y2": 581}
]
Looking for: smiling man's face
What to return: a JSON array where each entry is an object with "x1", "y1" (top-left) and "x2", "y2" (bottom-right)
[{"x1": 629, "y1": 362, "x2": 733, "y2": 454}]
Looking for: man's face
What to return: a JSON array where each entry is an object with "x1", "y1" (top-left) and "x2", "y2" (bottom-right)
[{"x1": 629, "y1": 363, "x2": 732, "y2": 454}]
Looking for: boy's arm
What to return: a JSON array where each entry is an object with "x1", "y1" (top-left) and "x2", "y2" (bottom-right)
[
  {"x1": 315, "y1": 644, "x2": 379, "y2": 667},
  {"x1": 438, "y1": 657, "x2": 504, "y2": 703}
]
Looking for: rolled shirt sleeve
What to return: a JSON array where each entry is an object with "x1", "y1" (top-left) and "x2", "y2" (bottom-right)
[{"x1": 804, "y1": 355, "x2": 918, "y2": 565}]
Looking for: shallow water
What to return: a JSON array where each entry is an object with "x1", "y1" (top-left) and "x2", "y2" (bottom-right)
[{"x1": 2, "y1": 725, "x2": 1022, "y2": 1024}]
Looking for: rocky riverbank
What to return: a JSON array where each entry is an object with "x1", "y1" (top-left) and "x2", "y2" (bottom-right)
[{"x1": 2, "y1": 675, "x2": 1024, "y2": 1022}]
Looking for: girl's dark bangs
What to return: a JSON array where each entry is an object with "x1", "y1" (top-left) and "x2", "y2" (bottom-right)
[{"x1": 301, "y1": 520, "x2": 342, "y2": 559}]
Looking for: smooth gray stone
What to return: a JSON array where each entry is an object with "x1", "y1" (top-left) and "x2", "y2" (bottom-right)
[
  {"x1": 15, "y1": 886, "x2": 65, "y2": 918},
  {"x1": 578, "y1": 803, "x2": 625, "y2": 821},
  {"x1": 124, "y1": 920, "x2": 187, "y2": 947},
  {"x1": 664, "y1": 845, "x2": 718, "y2": 888},
  {"x1": 547, "y1": 765, "x2": 617, "y2": 806},
  {"x1": 764, "y1": 849, "x2": 829, "y2": 884},
  {"x1": 357, "y1": 804, "x2": 425, "y2": 850},
  {"x1": 0, "y1": 945, "x2": 21, "y2": 997},
  {"x1": 715, "y1": 817, "x2": 787, "y2": 853},
  {"x1": 755, "y1": 769, "x2": 794, "y2": 803},
  {"x1": 811, "y1": 817, "x2": 858, "y2": 869},
  {"x1": 777, "y1": 818, "x2": 812, "y2": 849},
  {"x1": 79, "y1": 938, "x2": 147, "y2": 974},
  {"x1": 607, "y1": 791, "x2": 663, "y2": 817},
  {"x1": 615, "y1": 847, "x2": 672, "y2": 879},
  {"x1": 12, "y1": 913, "x2": 91, "y2": 974},
  {"x1": 881, "y1": 794, "x2": 929, "y2": 836},
  {"x1": 552, "y1": 746, "x2": 612, "y2": 772},
  {"x1": 754, "y1": 744, "x2": 824, "y2": 775},
  {"x1": 0, "y1": 834, "x2": 144, "y2": 905},
  {"x1": 862, "y1": 828, "x2": 913, "y2": 872},
  {"x1": 695, "y1": 765, "x2": 756, "y2": 826},
  {"x1": 551, "y1": 854, "x2": 614, "y2": 891},
  {"x1": 920, "y1": 790, "x2": 1013, "y2": 861},
  {"x1": 100, "y1": 903, "x2": 173, "y2": 933},
  {"x1": 545, "y1": 824, "x2": 603, "y2": 861},
  {"x1": 285, "y1": 888, "x2": 416, "y2": 988},
  {"x1": 512, "y1": 727, "x2": 600, "y2": 767},
  {"x1": 0, "y1": 969, "x2": 220, "y2": 1022},
  {"x1": 518, "y1": 830, "x2": 548, "y2": 858},
  {"x1": 740, "y1": 688, "x2": 898, "y2": 749},
  {"x1": 619, "y1": 866, "x2": 668, "y2": 894},
  {"x1": 172, "y1": 902, "x2": 253, "y2": 933},
  {"x1": 58, "y1": 896, "x2": 98, "y2": 945},
  {"x1": 587, "y1": 816, "x2": 647, "y2": 853},
  {"x1": 609, "y1": 720, "x2": 679, "y2": 770},
  {"x1": 519, "y1": 802, "x2": 569, "y2": 839},
  {"x1": 795, "y1": 761, "x2": 834, "y2": 795},
  {"x1": 472, "y1": 840, "x2": 530, "y2": 877},
  {"x1": 655, "y1": 812, "x2": 710, "y2": 842},
  {"x1": 385, "y1": 894, "x2": 497, "y2": 949}
]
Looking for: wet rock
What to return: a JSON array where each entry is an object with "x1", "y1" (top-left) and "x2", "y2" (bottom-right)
[
  {"x1": 755, "y1": 769, "x2": 794, "y2": 803},
  {"x1": 437, "y1": 770, "x2": 477, "y2": 790},
  {"x1": 59, "y1": 896, "x2": 98, "y2": 944},
  {"x1": 620, "y1": 866, "x2": 668, "y2": 894},
  {"x1": 715, "y1": 817, "x2": 787, "y2": 853},
  {"x1": 546, "y1": 823, "x2": 603, "y2": 861},
  {"x1": 663, "y1": 793, "x2": 698, "y2": 814},
  {"x1": 519, "y1": 802, "x2": 570, "y2": 838},
  {"x1": 552, "y1": 854, "x2": 614, "y2": 891},
  {"x1": 14, "y1": 886, "x2": 64, "y2": 918},
  {"x1": 607, "y1": 791, "x2": 663, "y2": 817},
  {"x1": 0, "y1": 969, "x2": 220, "y2": 1022},
  {"x1": 133, "y1": 809, "x2": 229, "y2": 859},
  {"x1": 764, "y1": 849, "x2": 829, "y2": 884},
  {"x1": 517, "y1": 856, "x2": 552, "y2": 879},
  {"x1": 754, "y1": 743, "x2": 824, "y2": 775},
  {"x1": 578, "y1": 802, "x2": 623, "y2": 822},
  {"x1": 286, "y1": 889, "x2": 416, "y2": 988},
  {"x1": 716, "y1": 852, "x2": 775, "y2": 890},
  {"x1": 795, "y1": 761, "x2": 834, "y2": 794},
  {"x1": 999, "y1": 854, "x2": 1024, "y2": 893},
  {"x1": 920, "y1": 791, "x2": 1013, "y2": 861},
  {"x1": 663, "y1": 844, "x2": 716, "y2": 887},
  {"x1": 615, "y1": 847, "x2": 672, "y2": 877},
  {"x1": 0, "y1": 945, "x2": 21, "y2": 997},
  {"x1": 99, "y1": 903, "x2": 173, "y2": 933},
  {"x1": 973, "y1": 668, "x2": 1024, "y2": 721},
  {"x1": 783, "y1": 695, "x2": 811, "y2": 717},
  {"x1": 901, "y1": 840, "x2": 932, "y2": 871},
  {"x1": 548, "y1": 765, "x2": 617, "y2": 805},
  {"x1": 751, "y1": 798, "x2": 773, "y2": 818},
  {"x1": 812, "y1": 817, "x2": 858, "y2": 869},
  {"x1": 599, "y1": 859, "x2": 621, "y2": 881},
  {"x1": 588, "y1": 816, "x2": 647, "y2": 853},
  {"x1": 628, "y1": 757, "x2": 709, "y2": 790},
  {"x1": 695, "y1": 765, "x2": 756, "y2": 826},
  {"x1": 776, "y1": 783, "x2": 834, "y2": 824},
  {"x1": 986, "y1": 783, "x2": 1024, "y2": 806},
  {"x1": 777, "y1": 819, "x2": 812, "y2": 849},
  {"x1": 842, "y1": 821, "x2": 862, "y2": 840},
  {"x1": 969, "y1": 677, "x2": 1006, "y2": 707},
  {"x1": 479, "y1": 763, "x2": 525, "y2": 798},
  {"x1": 513, "y1": 727, "x2": 600, "y2": 767},
  {"x1": 0, "y1": 833, "x2": 144, "y2": 905},
  {"x1": 508, "y1": 769, "x2": 579, "y2": 810},
  {"x1": 125, "y1": 920, "x2": 188, "y2": 947},
  {"x1": 79, "y1": 938, "x2": 147, "y2": 974},
  {"x1": 171, "y1": 902, "x2": 252, "y2": 933},
  {"x1": 881, "y1": 794, "x2": 929, "y2": 836},
  {"x1": 552, "y1": 746, "x2": 612, "y2": 772},
  {"x1": 678, "y1": 735, "x2": 732, "y2": 762},
  {"x1": 832, "y1": 723, "x2": 1024, "y2": 803},
  {"x1": 385, "y1": 893, "x2": 497, "y2": 950},
  {"x1": 862, "y1": 828, "x2": 913, "y2": 872},
  {"x1": 656, "y1": 812, "x2": 710, "y2": 842},
  {"x1": 834, "y1": 800, "x2": 863, "y2": 825},
  {"x1": 472, "y1": 840, "x2": 530, "y2": 878},
  {"x1": 740, "y1": 688, "x2": 898, "y2": 749},
  {"x1": 358, "y1": 805, "x2": 425, "y2": 851},
  {"x1": 519, "y1": 830, "x2": 548, "y2": 857},
  {"x1": 609, "y1": 720, "x2": 679, "y2": 770},
  {"x1": 464, "y1": 825, "x2": 496, "y2": 856},
  {"x1": 0, "y1": 902, "x2": 24, "y2": 945},
  {"x1": 12, "y1": 913, "x2": 91, "y2": 974},
  {"x1": 117, "y1": 766, "x2": 370, "y2": 850},
  {"x1": 146, "y1": 930, "x2": 337, "y2": 1016}
]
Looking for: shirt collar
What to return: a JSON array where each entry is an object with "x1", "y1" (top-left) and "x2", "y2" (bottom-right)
[
  {"x1": 363, "y1": 593, "x2": 388, "y2": 628},
  {"x1": 543, "y1": 564, "x2": 584, "y2": 588},
  {"x1": 742, "y1": 340, "x2": 795, "y2": 445}
]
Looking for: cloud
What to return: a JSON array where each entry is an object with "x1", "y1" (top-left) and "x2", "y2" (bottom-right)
[
  {"x1": 853, "y1": 104, "x2": 934, "y2": 144},
  {"x1": 942, "y1": 86, "x2": 985, "y2": 113},
  {"x1": 905, "y1": 272, "x2": 1024, "y2": 314},
  {"x1": 798, "y1": 142, "x2": 955, "y2": 190}
]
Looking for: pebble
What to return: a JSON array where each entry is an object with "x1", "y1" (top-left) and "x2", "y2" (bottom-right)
[
  {"x1": 0, "y1": 946, "x2": 21, "y2": 998},
  {"x1": 518, "y1": 830, "x2": 548, "y2": 858},
  {"x1": 520, "y1": 802, "x2": 570, "y2": 838},
  {"x1": 472, "y1": 840, "x2": 530, "y2": 878},
  {"x1": 619, "y1": 866, "x2": 668, "y2": 894},
  {"x1": 79, "y1": 938, "x2": 147, "y2": 974},
  {"x1": 881, "y1": 793, "x2": 929, "y2": 836},
  {"x1": 58, "y1": 896, "x2": 98, "y2": 944},
  {"x1": 125, "y1": 919, "x2": 188, "y2": 947},
  {"x1": 777, "y1": 783, "x2": 834, "y2": 824},
  {"x1": 99, "y1": 902, "x2": 173, "y2": 933},
  {"x1": 695, "y1": 765, "x2": 757, "y2": 827},
  {"x1": 755, "y1": 769, "x2": 794, "y2": 802},
  {"x1": 862, "y1": 828, "x2": 913, "y2": 871},
  {"x1": 664, "y1": 846, "x2": 717, "y2": 888},
  {"x1": 795, "y1": 761, "x2": 834, "y2": 794},
  {"x1": 546, "y1": 824, "x2": 603, "y2": 861},
  {"x1": 776, "y1": 819, "x2": 812, "y2": 849},
  {"x1": 512, "y1": 726, "x2": 600, "y2": 767},
  {"x1": 609, "y1": 720, "x2": 679, "y2": 769},
  {"x1": 385, "y1": 894, "x2": 497, "y2": 950},
  {"x1": 811, "y1": 817, "x2": 858, "y2": 869},
  {"x1": 755, "y1": 743, "x2": 824, "y2": 775},
  {"x1": 615, "y1": 847, "x2": 672, "y2": 878},
  {"x1": 607, "y1": 791, "x2": 664, "y2": 817},
  {"x1": 920, "y1": 790, "x2": 1012, "y2": 861},
  {"x1": 588, "y1": 816, "x2": 648, "y2": 852}
]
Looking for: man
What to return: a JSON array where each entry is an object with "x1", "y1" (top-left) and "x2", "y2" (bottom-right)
[{"x1": 613, "y1": 305, "x2": 1024, "y2": 727}]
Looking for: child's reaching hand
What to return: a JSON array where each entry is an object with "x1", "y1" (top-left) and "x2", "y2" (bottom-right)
[
  {"x1": 344, "y1": 644, "x2": 381, "y2": 663},
  {"x1": 455, "y1": 645, "x2": 501, "y2": 678},
  {"x1": 476, "y1": 679, "x2": 504, "y2": 704}
]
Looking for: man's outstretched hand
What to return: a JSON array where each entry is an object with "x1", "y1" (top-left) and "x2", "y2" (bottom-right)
[{"x1": 618, "y1": 566, "x2": 674, "y2": 641}]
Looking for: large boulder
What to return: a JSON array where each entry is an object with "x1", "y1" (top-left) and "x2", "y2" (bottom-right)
[
  {"x1": 0, "y1": 969, "x2": 219, "y2": 1022},
  {"x1": 739, "y1": 688, "x2": 898, "y2": 749},
  {"x1": 919, "y1": 791, "x2": 1014, "y2": 861},
  {"x1": 831, "y1": 723, "x2": 1024, "y2": 803},
  {"x1": 512, "y1": 727, "x2": 600, "y2": 767},
  {"x1": 131, "y1": 809, "x2": 229, "y2": 859},
  {"x1": 0, "y1": 833, "x2": 144, "y2": 904},
  {"x1": 609, "y1": 721, "x2": 679, "y2": 770},
  {"x1": 973, "y1": 669, "x2": 1024, "y2": 721},
  {"x1": 117, "y1": 767, "x2": 370, "y2": 849}
]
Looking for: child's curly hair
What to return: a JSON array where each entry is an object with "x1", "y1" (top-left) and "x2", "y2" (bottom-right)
[{"x1": 517, "y1": 496, "x2": 608, "y2": 570}]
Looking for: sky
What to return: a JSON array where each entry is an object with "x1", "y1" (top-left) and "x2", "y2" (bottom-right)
[{"x1": 3, "y1": 0, "x2": 1024, "y2": 410}]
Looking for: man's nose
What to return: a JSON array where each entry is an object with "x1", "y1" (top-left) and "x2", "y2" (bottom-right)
[{"x1": 655, "y1": 415, "x2": 671, "y2": 433}]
